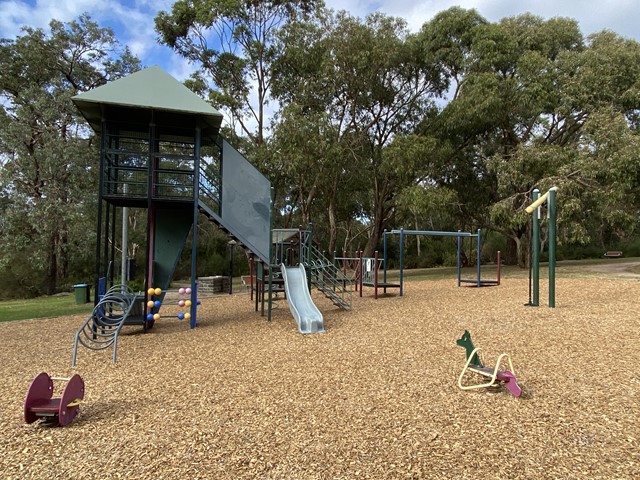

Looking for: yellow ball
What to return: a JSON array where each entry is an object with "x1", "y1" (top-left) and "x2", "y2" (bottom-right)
[
  {"x1": 185, "y1": 300, "x2": 192, "y2": 307},
  {"x1": 185, "y1": 313, "x2": 191, "y2": 320},
  {"x1": 147, "y1": 287, "x2": 155, "y2": 295},
  {"x1": 153, "y1": 313, "x2": 160, "y2": 321},
  {"x1": 154, "y1": 287, "x2": 162, "y2": 296},
  {"x1": 147, "y1": 300, "x2": 154, "y2": 308}
]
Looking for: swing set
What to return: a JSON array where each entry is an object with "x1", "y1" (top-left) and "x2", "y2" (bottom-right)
[{"x1": 377, "y1": 228, "x2": 501, "y2": 296}]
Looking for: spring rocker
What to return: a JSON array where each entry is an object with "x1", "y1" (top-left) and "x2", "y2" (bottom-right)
[
  {"x1": 24, "y1": 372, "x2": 85, "y2": 426},
  {"x1": 456, "y1": 331, "x2": 522, "y2": 397}
]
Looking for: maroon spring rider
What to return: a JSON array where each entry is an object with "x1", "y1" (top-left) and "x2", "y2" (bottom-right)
[{"x1": 24, "y1": 372, "x2": 85, "y2": 426}]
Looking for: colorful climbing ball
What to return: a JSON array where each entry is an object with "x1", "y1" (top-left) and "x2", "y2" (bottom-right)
[
  {"x1": 153, "y1": 313, "x2": 160, "y2": 321},
  {"x1": 147, "y1": 300, "x2": 154, "y2": 308},
  {"x1": 185, "y1": 313, "x2": 191, "y2": 320},
  {"x1": 147, "y1": 287, "x2": 155, "y2": 295},
  {"x1": 154, "y1": 287, "x2": 162, "y2": 296},
  {"x1": 185, "y1": 300, "x2": 192, "y2": 307},
  {"x1": 154, "y1": 300, "x2": 161, "y2": 308},
  {"x1": 185, "y1": 287, "x2": 192, "y2": 294},
  {"x1": 177, "y1": 313, "x2": 185, "y2": 320},
  {"x1": 178, "y1": 300, "x2": 185, "y2": 307},
  {"x1": 146, "y1": 313, "x2": 154, "y2": 321}
]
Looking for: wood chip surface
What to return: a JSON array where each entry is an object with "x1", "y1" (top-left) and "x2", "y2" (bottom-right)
[{"x1": 1, "y1": 275, "x2": 638, "y2": 479}]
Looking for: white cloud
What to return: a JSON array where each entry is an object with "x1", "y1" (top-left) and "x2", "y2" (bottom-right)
[
  {"x1": 3, "y1": 0, "x2": 638, "y2": 74},
  {"x1": 325, "y1": 0, "x2": 640, "y2": 38}
]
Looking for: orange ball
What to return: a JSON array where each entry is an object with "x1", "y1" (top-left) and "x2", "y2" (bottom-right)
[
  {"x1": 147, "y1": 300, "x2": 154, "y2": 308},
  {"x1": 185, "y1": 300, "x2": 192, "y2": 307},
  {"x1": 147, "y1": 288, "x2": 155, "y2": 295},
  {"x1": 185, "y1": 313, "x2": 191, "y2": 320},
  {"x1": 153, "y1": 313, "x2": 160, "y2": 321},
  {"x1": 154, "y1": 287, "x2": 162, "y2": 296}
]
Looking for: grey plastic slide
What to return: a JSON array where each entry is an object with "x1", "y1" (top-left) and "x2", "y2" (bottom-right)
[{"x1": 281, "y1": 264, "x2": 325, "y2": 334}]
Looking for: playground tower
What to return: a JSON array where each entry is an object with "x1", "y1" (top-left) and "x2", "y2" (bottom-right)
[{"x1": 72, "y1": 66, "x2": 272, "y2": 328}]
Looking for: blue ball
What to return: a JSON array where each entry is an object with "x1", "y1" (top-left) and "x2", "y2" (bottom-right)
[
  {"x1": 146, "y1": 313, "x2": 154, "y2": 321},
  {"x1": 154, "y1": 300, "x2": 161, "y2": 308},
  {"x1": 177, "y1": 312, "x2": 185, "y2": 320}
]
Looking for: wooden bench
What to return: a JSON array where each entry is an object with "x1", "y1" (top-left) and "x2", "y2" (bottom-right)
[{"x1": 604, "y1": 251, "x2": 623, "y2": 257}]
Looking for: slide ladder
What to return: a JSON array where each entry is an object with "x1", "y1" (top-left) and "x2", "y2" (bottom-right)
[
  {"x1": 308, "y1": 246, "x2": 352, "y2": 310},
  {"x1": 281, "y1": 264, "x2": 324, "y2": 334},
  {"x1": 71, "y1": 285, "x2": 138, "y2": 367}
]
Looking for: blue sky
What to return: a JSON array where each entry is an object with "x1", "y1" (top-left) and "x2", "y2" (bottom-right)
[{"x1": 1, "y1": 0, "x2": 638, "y2": 81}]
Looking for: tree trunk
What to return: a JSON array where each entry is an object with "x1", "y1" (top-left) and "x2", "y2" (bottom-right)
[
  {"x1": 45, "y1": 233, "x2": 58, "y2": 295},
  {"x1": 327, "y1": 196, "x2": 337, "y2": 256},
  {"x1": 363, "y1": 198, "x2": 388, "y2": 257},
  {"x1": 503, "y1": 236, "x2": 519, "y2": 266}
]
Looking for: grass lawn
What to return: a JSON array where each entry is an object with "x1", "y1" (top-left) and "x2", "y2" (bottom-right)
[
  {"x1": 0, "y1": 295, "x2": 94, "y2": 323},
  {"x1": 1, "y1": 257, "x2": 637, "y2": 323}
]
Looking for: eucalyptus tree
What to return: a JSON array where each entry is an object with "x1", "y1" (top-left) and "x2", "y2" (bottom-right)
[
  {"x1": 485, "y1": 27, "x2": 640, "y2": 262},
  {"x1": 0, "y1": 15, "x2": 140, "y2": 296},
  {"x1": 415, "y1": 9, "x2": 640, "y2": 265},
  {"x1": 155, "y1": 0, "x2": 324, "y2": 147},
  {"x1": 272, "y1": 10, "x2": 447, "y2": 256}
]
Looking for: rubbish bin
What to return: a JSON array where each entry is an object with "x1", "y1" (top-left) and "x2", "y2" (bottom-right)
[{"x1": 73, "y1": 284, "x2": 91, "y2": 304}]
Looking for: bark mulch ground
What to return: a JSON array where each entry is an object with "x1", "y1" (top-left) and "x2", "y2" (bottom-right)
[{"x1": 1, "y1": 276, "x2": 638, "y2": 479}]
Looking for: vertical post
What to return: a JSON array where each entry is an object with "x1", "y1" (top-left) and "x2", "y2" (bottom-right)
[
  {"x1": 110, "y1": 205, "x2": 117, "y2": 287},
  {"x1": 306, "y1": 223, "x2": 313, "y2": 291},
  {"x1": 374, "y1": 250, "x2": 379, "y2": 299},
  {"x1": 548, "y1": 187, "x2": 557, "y2": 308},
  {"x1": 383, "y1": 230, "x2": 388, "y2": 285},
  {"x1": 95, "y1": 121, "x2": 107, "y2": 304},
  {"x1": 359, "y1": 251, "x2": 363, "y2": 297},
  {"x1": 399, "y1": 228, "x2": 404, "y2": 296},
  {"x1": 267, "y1": 188, "x2": 274, "y2": 321},
  {"x1": 228, "y1": 240, "x2": 236, "y2": 294},
  {"x1": 121, "y1": 186, "x2": 129, "y2": 286},
  {"x1": 249, "y1": 253, "x2": 255, "y2": 301},
  {"x1": 496, "y1": 251, "x2": 501, "y2": 286},
  {"x1": 190, "y1": 125, "x2": 201, "y2": 328},
  {"x1": 532, "y1": 188, "x2": 540, "y2": 307},
  {"x1": 457, "y1": 232, "x2": 462, "y2": 287},
  {"x1": 146, "y1": 118, "x2": 157, "y2": 302},
  {"x1": 476, "y1": 229, "x2": 481, "y2": 288}
]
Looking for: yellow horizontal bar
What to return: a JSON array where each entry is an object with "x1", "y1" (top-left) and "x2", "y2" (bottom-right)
[{"x1": 525, "y1": 191, "x2": 549, "y2": 214}]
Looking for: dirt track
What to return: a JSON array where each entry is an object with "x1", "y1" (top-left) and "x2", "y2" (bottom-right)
[
  {"x1": 1, "y1": 275, "x2": 638, "y2": 479},
  {"x1": 584, "y1": 260, "x2": 640, "y2": 278}
]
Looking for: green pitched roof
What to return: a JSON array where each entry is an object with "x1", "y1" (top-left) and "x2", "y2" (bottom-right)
[{"x1": 72, "y1": 66, "x2": 223, "y2": 137}]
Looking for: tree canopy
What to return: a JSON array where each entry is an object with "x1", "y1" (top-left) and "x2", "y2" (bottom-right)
[
  {"x1": 0, "y1": 15, "x2": 140, "y2": 296},
  {"x1": 2, "y1": 4, "x2": 640, "y2": 297}
]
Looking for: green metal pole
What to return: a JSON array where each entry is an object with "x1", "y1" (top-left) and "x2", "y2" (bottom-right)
[
  {"x1": 548, "y1": 187, "x2": 557, "y2": 308},
  {"x1": 307, "y1": 222, "x2": 313, "y2": 290},
  {"x1": 457, "y1": 232, "x2": 461, "y2": 287},
  {"x1": 476, "y1": 229, "x2": 481, "y2": 288},
  {"x1": 191, "y1": 126, "x2": 201, "y2": 328},
  {"x1": 267, "y1": 187, "x2": 274, "y2": 321},
  {"x1": 532, "y1": 188, "x2": 540, "y2": 307}
]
